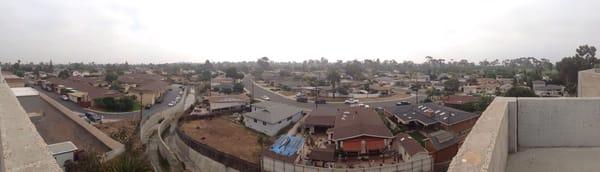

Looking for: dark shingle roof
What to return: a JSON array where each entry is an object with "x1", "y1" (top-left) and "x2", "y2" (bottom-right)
[
  {"x1": 394, "y1": 133, "x2": 427, "y2": 156},
  {"x1": 244, "y1": 101, "x2": 303, "y2": 124},
  {"x1": 304, "y1": 108, "x2": 337, "y2": 127},
  {"x1": 331, "y1": 107, "x2": 393, "y2": 140},
  {"x1": 393, "y1": 103, "x2": 479, "y2": 126}
]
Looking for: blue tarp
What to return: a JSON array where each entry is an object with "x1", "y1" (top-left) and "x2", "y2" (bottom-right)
[{"x1": 270, "y1": 135, "x2": 304, "y2": 156}]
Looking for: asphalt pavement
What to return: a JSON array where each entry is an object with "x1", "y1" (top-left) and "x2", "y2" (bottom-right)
[
  {"x1": 242, "y1": 77, "x2": 426, "y2": 112},
  {"x1": 32, "y1": 84, "x2": 185, "y2": 119}
]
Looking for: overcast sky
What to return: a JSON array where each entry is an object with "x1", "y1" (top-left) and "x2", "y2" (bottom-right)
[{"x1": 2, "y1": 0, "x2": 600, "y2": 64}]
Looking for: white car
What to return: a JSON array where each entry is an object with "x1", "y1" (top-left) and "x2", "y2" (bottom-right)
[
  {"x1": 61, "y1": 95, "x2": 69, "y2": 101},
  {"x1": 168, "y1": 101, "x2": 175, "y2": 107},
  {"x1": 345, "y1": 98, "x2": 359, "y2": 104},
  {"x1": 262, "y1": 95, "x2": 270, "y2": 101}
]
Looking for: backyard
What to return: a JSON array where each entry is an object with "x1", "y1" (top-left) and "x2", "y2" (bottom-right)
[{"x1": 180, "y1": 116, "x2": 263, "y2": 163}]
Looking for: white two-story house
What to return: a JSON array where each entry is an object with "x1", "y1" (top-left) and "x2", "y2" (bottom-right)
[{"x1": 243, "y1": 101, "x2": 304, "y2": 136}]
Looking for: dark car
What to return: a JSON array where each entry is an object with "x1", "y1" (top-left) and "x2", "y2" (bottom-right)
[
  {"x1": 84, "y1": 112, "x2": 102, "y2": 123},
  {"x1": 396, "y1": 101, "x2": 411, "y2": 106},
  {"x1": 296, "y1": 96, "x2": 308, "y2": 103},
  {"x1": 315, "y1": 99, "x2": 327, "y2": 104}
]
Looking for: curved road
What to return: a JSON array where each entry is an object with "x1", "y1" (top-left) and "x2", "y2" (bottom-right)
[
  {"x1": 242, "y1": 77, "x2": 425, "y2": 111},
  {"x1": 33, "y1": 84, "x2": 185, "y2": 120}
]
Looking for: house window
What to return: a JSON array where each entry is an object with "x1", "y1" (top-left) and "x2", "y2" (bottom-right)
[
  {"x1": 253, "y1": 119, "x2": 257, "y2": 123},
  {"x1": 263, "y1": 121, "x2": 267, "y2": 126}
]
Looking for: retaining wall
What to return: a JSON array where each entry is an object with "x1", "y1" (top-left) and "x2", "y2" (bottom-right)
[
  {"x1": 39, "y1": 92, "x2": 125, "y2": 160},
  {"x1": 262, "y1": 155, "x2": 432, "y2": 172}
]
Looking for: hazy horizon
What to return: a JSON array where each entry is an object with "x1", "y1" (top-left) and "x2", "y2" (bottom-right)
[{"x1": 2, "y1": 0, "x2": 600, "y2": 64}]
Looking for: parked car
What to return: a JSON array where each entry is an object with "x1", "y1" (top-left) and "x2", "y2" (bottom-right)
[
  {"x1": 345, "y1": 98, "x2": 359, "y2": 104},
  {"x1": 396, "y1": 101, "x2": 411, "y2": 106},
  {"x1": 61, "y1": 95, "x2": 69, "y2": 101},
  {"x1": 315, "y1": 99, "x2": 327, "y2": 104},
  {"x1": 375, "y1": 107, "x2": 384, "y2": 113},
  {"x1": 145, "y1": 104, "x2": 152, "y2": 109},
  {"x1": 296, "y1": 96, "x2": 308, "y2": 103},
  {"x1": 168, "y1": 102, "x2": 175, "y2": 107},
  {"x1": 84, "y1": 112, "x2": 102, "y2": 123},
  {"x1": 262, "y1": 95, "x2": 270, "y2": 101},
  {"x1": 295, "y1": 92, "x2": 304, "y2": 97}
]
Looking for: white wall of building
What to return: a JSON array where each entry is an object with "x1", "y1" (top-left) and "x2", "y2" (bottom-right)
[{"x1": 244, "y1": 111, "x2": 303, "y2": 136}]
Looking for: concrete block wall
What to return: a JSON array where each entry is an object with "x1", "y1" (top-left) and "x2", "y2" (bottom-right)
[{"x1": 517, "y1": 97, "x2": 600, "y2": 147}]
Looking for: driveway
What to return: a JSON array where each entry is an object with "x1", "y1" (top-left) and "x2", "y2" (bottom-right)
[
  {"x1": 242, "y1": 77, "x2": 426, "y2": 112},
  {"x1": 32, "y1": 84, "x2": 185, "y2": 120}
]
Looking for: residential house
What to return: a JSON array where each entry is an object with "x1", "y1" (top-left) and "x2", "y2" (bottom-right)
[
  {"x1": 394, "y1": 133, "x2": 430, "y2": 162},
  {"x1": 331, "y1": 107, "x2": 394, "y2": 156},
  {"x1": 44, "y1": 77, "x2": 122, "y2": 107},
  {"x1": 211, "y1": 76, "x2": 235, "y2": 92},
  {"x1": 205, "y1": 94, "x2": 250, "y2": 113},
  {"x1": 393, "y1": 103, "x2": 480, "y2": 138},
  {"x1": 440, "y1": 95, "x2": 480, "y2": 108},
  {"x1": 303, "y1": 108, "x2": 337, "y2": 134},
  {"x1": 370, "y1": 84, "x2": 394, "y2": 96},
  {"x1": 532, "y1": 80, "x2": 565, "y2": 97},
  {"x1": 243, "y1": 101, "x2": 304, "y2": 136},
  {"x1": 118, "y1": 73, "x2": 169, "y2": 106},
  {"x1": 424, "y1": 130, "x2": 460, "y2": 164}
]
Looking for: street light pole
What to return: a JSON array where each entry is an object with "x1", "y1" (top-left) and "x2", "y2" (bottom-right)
[{"x1": 139, "y1": 92, "x2": 143, "y2": 127}]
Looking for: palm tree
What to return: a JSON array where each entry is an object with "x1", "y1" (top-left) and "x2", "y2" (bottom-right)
[{"x1": 327, "y1": 69, "x2": 341, "y2": 99}]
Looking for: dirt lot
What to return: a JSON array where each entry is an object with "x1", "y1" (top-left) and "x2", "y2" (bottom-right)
[
  {"x1": 96, "y1": 118, "x2": 144, "y2": 150},
  {"x1": 180, "y1": 116, "x2": 262, "y2": 163}
]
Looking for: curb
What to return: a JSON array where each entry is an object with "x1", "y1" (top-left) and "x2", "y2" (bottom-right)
[{"x1": 84, "y1": 108, "x2": 139, "y2": 115}]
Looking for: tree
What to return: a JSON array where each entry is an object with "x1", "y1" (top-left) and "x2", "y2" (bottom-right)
[
  {"x1": 504, "y1": 86, "x2": 538, "y2": 97},
  {"x1": 443, "y1": 78, "x2": 460, "y2": 93},
  {"x1": 225, "y1": 67, "x2": 243, "y2": 79},
  {"x1": 58, "y1": 69, "x2": 71, "y2": 79},
  {"x1": 257, "y1": 57, "x2": 271, "y2": 70},
  {"x1": 233, "y1": 82, "x2": 244, "y2": 93},
  {"x1": 105, "y1": 71, "x2": 119, "y2": 83},
  {"x1": 557, "y1": 45, "x2": 598, "y2": 94},
  {"x1": 326, "y1": 69, "x2": 341, "y2": 99}
]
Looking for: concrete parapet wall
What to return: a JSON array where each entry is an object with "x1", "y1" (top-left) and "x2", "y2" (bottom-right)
[
  {"x1": 517, "y1": 97, "x2": 600, "y2": 147},
  {"x1": 448, "y1": 97, "x2": 514, "y2": 172},
  {"x1": 0, "y1": 83, "x2": 62, "y2": 172},
  {"x1": 39, "y1": 92, "x2": 125, "y2": 160},
  {"x1": 262, "y1": 155, "x2": 432, "y2": 172},
  {"x1": 578, "y1": 69, "x2": 600, "y2": 97}
]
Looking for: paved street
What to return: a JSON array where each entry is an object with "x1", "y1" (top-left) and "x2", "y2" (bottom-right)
[
  {"x1": 32, "y1": 84, "x2": 185, "y2": 120},
  {"x1": 242, "y1": 77, "x2": 426, "y2": 112}
]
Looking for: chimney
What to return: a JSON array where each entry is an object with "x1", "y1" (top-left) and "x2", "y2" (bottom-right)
[{"x1": 425, "y1": 111, "x2": 434, "y2": 118}]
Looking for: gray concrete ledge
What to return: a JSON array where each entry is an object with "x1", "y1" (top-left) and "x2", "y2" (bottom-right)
[{"x1": 0, "y1": 83, "x2": 62, "y2": 172}]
